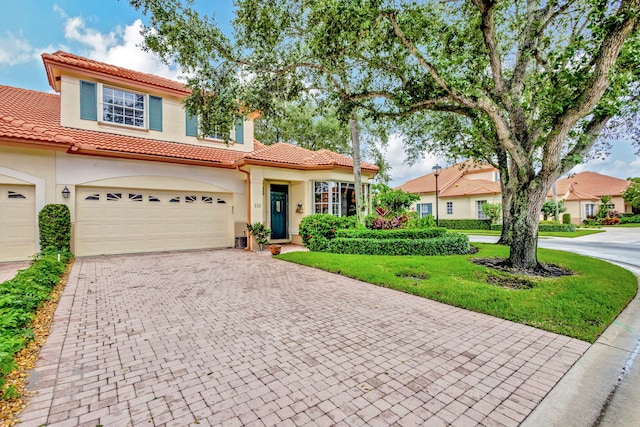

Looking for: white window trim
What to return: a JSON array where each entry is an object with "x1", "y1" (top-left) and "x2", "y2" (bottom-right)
[
  {"x1": 97, "y1": 83, "x2": 148, "y2": 130},
  {"x1": 446, "y1": 201, "x2": 453, "y2": 215},
  {"x1": 312, "y1": 181, "x2": 368, "y2": 217}
]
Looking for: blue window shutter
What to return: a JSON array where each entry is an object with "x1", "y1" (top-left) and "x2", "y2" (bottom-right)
[
  {"x1": 148, "y1": 96, "x2": 163, "y2": 131},
  {"x1": 186, "y1": 113, "x2": 198, "y2": 136},
  {"x1": 234, "y1": 117, "x2": 244, "y2": 144},
  {"x1": 80, "y1": 81, "x2": 97, "y2": 121}
]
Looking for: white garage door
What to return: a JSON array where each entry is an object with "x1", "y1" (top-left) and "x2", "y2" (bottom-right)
[
  {"x1": 76, "y1": 187, "x2": 233, "y2": 256},
  {"x1": 0, "y1": 185, "x2": 36, "y2": 261}
]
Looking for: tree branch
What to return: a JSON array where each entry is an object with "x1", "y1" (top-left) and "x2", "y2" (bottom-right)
[
  {"x1": 542, "y1": 0, "x2": 639, "y2": 177},
  {"x1": 472, "y1": 0, "x2": 506, "y2": 95}
]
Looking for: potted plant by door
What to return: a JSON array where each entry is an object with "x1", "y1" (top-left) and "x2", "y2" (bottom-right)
[
  {"x1": 246, "y1": 222, "x2": 271, "y2": 251},
  {"x1": 270, "y1": 244, "x2": 282, "y2": 255}
]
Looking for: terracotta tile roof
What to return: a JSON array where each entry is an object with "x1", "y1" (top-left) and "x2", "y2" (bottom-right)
[
  {"x1": 0, "y1": 84, "x2": 377, "y2": 172},
  {"x1": 439, "y1": 177, "x2": 501, "y2": 197},
  {"x1": 245, "y1": 142, "x2": 379, "y2": 172},
  {"x1": 551, "y1": 172, "x2": 631, "y2": 200},
  {"x1": 42, "y1": 51, "x2": 190, "y2": 95},
  {"x1": 397, "y1": 160, "x2": 497, "y2": 194},
  {"x1": 0, "y1": 86, "x2": 73, "y2": 145},
  {"x1": 564, "y1": 186, "x2": 599, "y2": 201}
]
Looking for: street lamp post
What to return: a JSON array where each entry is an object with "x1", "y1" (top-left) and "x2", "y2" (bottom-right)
[{"x1": 432, "y1": 165, "x2": 442, "y2": 227}]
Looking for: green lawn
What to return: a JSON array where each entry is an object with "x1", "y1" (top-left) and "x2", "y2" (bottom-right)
[
  {"x1": 277, "y1": 243, "x2": 637, "y2": 343},
  {"x1": 607, "y1": 223, "x2": 640, "y2": 228},
  {"x1": 457, "y1": 229, "x2": 605, "y2": 238}
]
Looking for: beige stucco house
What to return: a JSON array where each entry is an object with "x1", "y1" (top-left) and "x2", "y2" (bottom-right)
[
  {"x1": 398, "y1": 161, "x2": 632, "y2": 225},
  {"x1": 546, "y1": 171, "x2": 631, "y2": 224},
  {"x1": 397, "y1": 161, "x2": 502, "y2": 221},
  {"x1": 0, "y1": 51, "x2": 377, "y2": 261}
]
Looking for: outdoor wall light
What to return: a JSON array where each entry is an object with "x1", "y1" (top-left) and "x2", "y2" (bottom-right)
[
  {"x1": 296, "y1": 202, "x2": 303, "y2": 213},
  {"x1": 61, "y1": 185, "x2": 70, "y2": 199}
]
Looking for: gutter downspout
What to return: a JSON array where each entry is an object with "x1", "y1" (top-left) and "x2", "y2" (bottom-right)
[{"x1": 237, "y1": 165, "x2": 252, "y2": 251}]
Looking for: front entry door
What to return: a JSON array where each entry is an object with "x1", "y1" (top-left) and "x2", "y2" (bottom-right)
[{"x1": 270, "y1": 185, "x2": 288, "y2": 239}]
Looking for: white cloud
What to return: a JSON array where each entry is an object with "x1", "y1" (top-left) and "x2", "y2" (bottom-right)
[
  {"x1": 385, "y1": 135, "x2": 444, "y2": 187},
  {"x1": 0, "y1": 32, "x2": 54, "y2": 66},
  {"x1": 569, "y1": 141, "x2": 640, "y2": 180},
  {"x1": 54, "y1": 6, "x2": 183, "y2": 82}
]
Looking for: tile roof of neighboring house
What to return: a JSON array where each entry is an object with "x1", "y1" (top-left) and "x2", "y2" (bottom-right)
[
  {"x1": 550, "y1": 171, "x2": 630, "y2": 200},
  {"x1": 397, "y1": 160, "x2": 497, "y2": 194},
  {"x1": 42, "y1": 51, "x2": 190, "y2": 95},
  {"x1": 439, "y1": 177, "x2": 501, "y2": 197},
  {"x1": 0, "y1": 84, "x2": 377, "y2": 172}
]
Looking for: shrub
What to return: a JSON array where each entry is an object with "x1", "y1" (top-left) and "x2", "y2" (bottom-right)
[
  {"x1": 539, "y1": 222, "x2": 576, "y2": 232},
  {"x1": 327, "y1": 233, "x2": 471, "y2": 256},
  {"x1": 38, "y1": 204, "x2": 71, "y2": 252},
  {"x1": 366, "y1": 207, "x2": 410, "y2": 229},
  {"x1": 438, "y1": 219, "x2": 492, "y2": 230},
  {"x1": 299, "y1": 214, "x2": 358, "y2": 249},
  {"x1": 491, "y1": 222, "x2": 576, "y2": 232},
  {"x1": 335, "y1": 228, "x2": 447, "y2": 240},
  {"x1": 404, "y1": 213, "x2": 436, "y2": 229},
  {"x1": 601, "y1": 216, "x2": 621, "y2": 225},
  {"x1": 562, "y1": 213, "x2": 571, "y2": 224},
  {"x1": 481, "y1": 202, "x2": 502, "y2": 224},
  {"x1": 620, "y1": 215, "x2": 640, "y2": 224},
  {"x1": 246, "y1": 222, "x2": 271, "y2": 250},
  {"x1": 0, "y1": 250, "x2": 72, "y2": 398}
]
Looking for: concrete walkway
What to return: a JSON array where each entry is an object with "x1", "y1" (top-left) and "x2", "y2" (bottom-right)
[{"x1": 17, "y1": 249, "x2": 589, "y2": 426}]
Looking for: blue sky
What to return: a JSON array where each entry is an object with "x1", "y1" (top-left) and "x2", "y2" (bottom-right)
[{"x1": 0, "y1": 0, "x2": 637, "y2": 185}]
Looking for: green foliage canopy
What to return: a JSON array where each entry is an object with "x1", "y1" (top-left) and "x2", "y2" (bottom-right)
[
  {"x1": 623, "y1": 178, "x2": 640, "y2": 208},
  {"x1": 130, "y1": 0, "x2": 640, "y2": 270}
]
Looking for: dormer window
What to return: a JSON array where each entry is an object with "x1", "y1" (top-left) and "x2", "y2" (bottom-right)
[
  {"x1": 80, "y1": 80, "x2": 162, "y2": 131},
  {"x1": 102, "y1": 87, "x2": 146, "y2": 128}
]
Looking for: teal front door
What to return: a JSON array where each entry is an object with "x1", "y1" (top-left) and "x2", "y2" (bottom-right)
[{"x1": 270, "y1": 185, "x2": 288, "y2": 239}]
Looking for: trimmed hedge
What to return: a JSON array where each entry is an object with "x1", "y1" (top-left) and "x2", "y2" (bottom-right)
[
  {"x1": 0, "y1": 249, "x2": 72, "y2": 398},
  {"x1": 335, "y1": 228, "x2": 447, "y2": 240},
  {"x1": 562, "y1": 213, "x2": 571, "y2": 225},
  {"x1": 438, "y1": 219, "x2": 492, "y2": 230},
  {"x1": 299, "y1": 214, "x2": 358, "y2": 250},
  {"x1": 491, "y1": 222, "x2": 576, "y2": 232},
  {"x1": 327, "y1": 233, "x2": 471, "y2": 256},
  {"x1": 620, "y1": 215, "x2": 640, "y2": 224},
  {"x1": 38, "y1": 204, "x2": 71, "y2": 251}
]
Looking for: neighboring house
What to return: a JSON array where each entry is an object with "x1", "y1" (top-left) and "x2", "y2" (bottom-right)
[
  {"x1": 0, "y1": 51, "x2": 377, "y2": 262},
  {"x1": 546, "y1": 171, "x2": 632, "y2": 224},
  {"x1": 397, "y1": 160, "x2": 502, "y2": 221},
  {"x1": 398, "y1": 161, "x2": 632, "y2": 225}
]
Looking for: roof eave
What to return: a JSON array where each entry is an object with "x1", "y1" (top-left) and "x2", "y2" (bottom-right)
[
  {"x1": 68, "y1": 145, "x2": 237, "y2": 169},
  {"x1": 42, "y1": 55, "x2": 191, "y2": 97}
]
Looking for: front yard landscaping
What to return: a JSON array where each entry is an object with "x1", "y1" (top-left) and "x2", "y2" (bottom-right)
[
  {"x1": 457, "y1": 229, "x2": 605, "y2": 238},
  {"x1": 278, "y1": 243, "x2": 637, "y2": 343}
]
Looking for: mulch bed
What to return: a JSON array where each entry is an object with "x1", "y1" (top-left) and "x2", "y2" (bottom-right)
[
  {"x1": 471, "y1": 257, "x2": 574, "y2": 278},
  {"x1": 0, "y1": 260, "x2": 73, "y2": 427}
]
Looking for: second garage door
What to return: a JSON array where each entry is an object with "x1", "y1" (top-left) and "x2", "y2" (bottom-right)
[
  {"x1": 76, "y1": 187, "x2": 233, "y2": 256},
  {"x1": 0, "y1": 184, "x2": 36, "y2": 261}
]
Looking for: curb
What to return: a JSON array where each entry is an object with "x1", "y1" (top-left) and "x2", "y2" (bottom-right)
[{"x1": 522, "y1": 264, "x2": 640, "y2": 426}]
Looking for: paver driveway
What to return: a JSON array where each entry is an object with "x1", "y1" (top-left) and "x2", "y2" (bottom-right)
[{"x1": 19, "y1": 250, "x2": 590, "y2": 426}]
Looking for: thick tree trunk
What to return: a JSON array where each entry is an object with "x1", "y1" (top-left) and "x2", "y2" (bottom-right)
[
  {"x1": 349, "y1": 113, "x2": 364, "y2": 224},
  {"x1": 497, "y1": 185, "x2": 513, "y2": 245},
  {"x1": 496, "y1": 153, "x2": 512, "y2": 246},
  {"x1": 506, "y1": 182, "x2": 548, "y2": 270}
]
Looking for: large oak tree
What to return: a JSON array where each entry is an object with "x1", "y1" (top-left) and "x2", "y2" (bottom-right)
[{"x1": 131, "y1": 0, "x2": 640, "y2": 270}]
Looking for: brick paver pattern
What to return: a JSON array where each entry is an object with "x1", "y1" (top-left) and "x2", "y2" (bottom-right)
[{"x1": 19, "y1": 250, "x2": 590, "y2": 426}]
